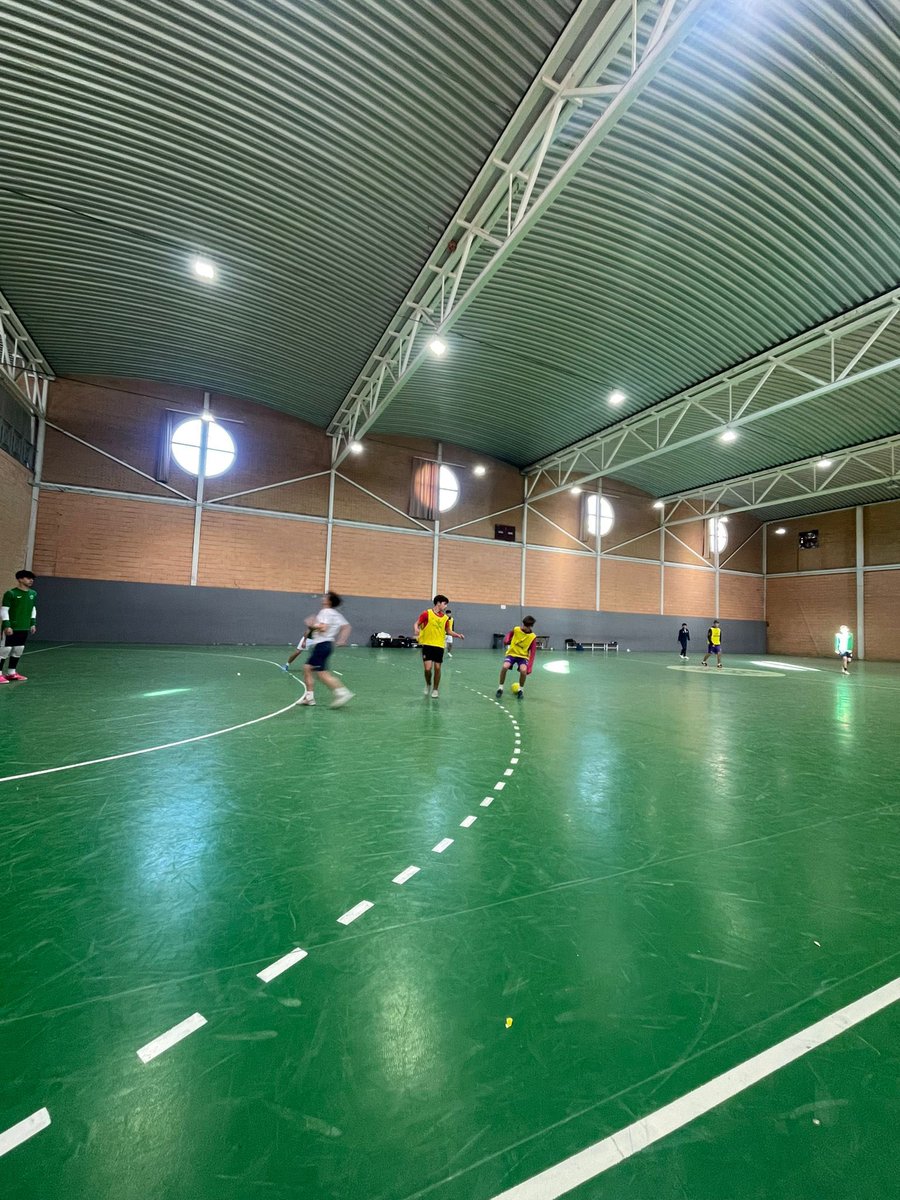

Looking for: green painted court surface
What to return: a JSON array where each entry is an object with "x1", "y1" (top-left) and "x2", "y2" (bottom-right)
[{"x1": 1, "y1": 646, "x2": 897, "y2": 1199}]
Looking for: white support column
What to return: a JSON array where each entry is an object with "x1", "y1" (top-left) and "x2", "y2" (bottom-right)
[
  {"x1": 659, "y1": 518, "x2": 665, "y2": 615},
  {"x1": 189, "y1": 392, "x2": 210, "y2": 586},
  {"x1": 24, "y1": 378, "x2": 48, "y2": 568},
  {"x1": 762, "y1": 520, "x2": 768, "y2": 632},
  {"x1": 431, "y1": 443, "x2": 442, "y2": 597},
  {"x1": 855, "y1": 505, "x2": 865, "y2": 659},
  {"x1": 521, "y1": 478, "x2": 529, "y2": 609},
  {"x1": 594, "y1": 480, "x2": 602, "y2": 612},
  {"x1": 324, "y1": 461, "x2": 336, "y2": 591},
  {"x1": 714, "y1": 525, "x2": 720, "y2": 616}
]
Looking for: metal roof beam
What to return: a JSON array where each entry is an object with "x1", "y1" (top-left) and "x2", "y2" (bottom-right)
[
  {"x1": 525, "y1": 287, "x2": 900, "y2": 498},
  {"x1": 327, "y1": 0, "x2": 711, "y2": 465},
  {"x1": 0, "y1": 288, "x2": 54, "y2": 416},
  {"x1": 656, "y1": 433, "x2": 900, "y2": 528}
]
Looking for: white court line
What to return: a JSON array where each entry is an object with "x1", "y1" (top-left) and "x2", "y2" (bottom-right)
[
  {"x1": 504, "y1": 768, "x2": 514, "y2": 777},
  {"x1": 22, "y1": 643, "x2": 74, "y2": 656},
  {"x1": 137, "y1": 1013, "x2": 207, "y2": 1064},
  {"x1": 432, "y1": 838, "x2": 454, "y2": 854},
  {"x1": 481, "y1": 797, "x2": 494, "y2": 807},
  {"x1": 0, "y1": 1108, "x2": 51, "y2": 1158},
  {"x1": 488, "y1": 975, "x2": 900, "y2": 1200},
  {"x1": 0, "y1": 694, "x2": 305, "y2": 784},
  {"x1": 494, "y1": 781, "x2": 506, "y2": 791},
  {"x1": 393, "y1": 866, "x2": 421, "y2": 885},
  {"x1": 337, "y1": 900, "x2": 374, "y2": 926},
  {"x1": 257, "y1": 947, "x2": 308, "y2": 983},
  {"x1": 511, "y1": 757, "x2": 519, "y2": 764},
  {"x1": 460, "y1": 815, "x2": 477, "y2": 828}
]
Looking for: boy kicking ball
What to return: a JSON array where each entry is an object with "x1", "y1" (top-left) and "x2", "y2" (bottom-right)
[{"x1": 496, "y1": 616, "x2": 537, "y2": 700}]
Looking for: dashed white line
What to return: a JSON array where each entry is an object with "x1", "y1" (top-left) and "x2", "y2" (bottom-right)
[
  {"x1": 504, "y1": 768, "x2": 514, "y2": 777},
  {"x1": 0, "y1": 1108, "x2": 51, "y2": 1158},
  {"x1": 510, "y1": 757, "x2": 519, "y2": 764},
  {"x1": 337, "y1": 900, "x2": 374, "y2": 926},
  {"x1": 137, "y1": 1013, "x2": 207, "y2": 1064},
  {"x1": 481, "y1": 796, "x2": 494, "y2": 807},
  {"x1": 494, "y1": 781, "x2": 506, "y2": 791},
  {"x1": 432, "y1": 838, "x2": 454, "y2": 853},
  {"x1": 460, "y1": 815, "x2": 477, "y2": 828},
  {"x1": 393, "y1": 866, "x2": 421, "y2": 885},
  {"x1": 257, "y1": 947, "x2": 308, "y2": 983}
]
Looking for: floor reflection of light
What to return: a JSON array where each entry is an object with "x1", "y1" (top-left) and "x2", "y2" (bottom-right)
[
  {"x1": 141, "y1": 688, "x2": 193, "y2": 697},
  {"x1": 750, "y1": 662, "x2": 819, "y2": 672},
  {"x1": 542, "y1": 660, "x2": 571, "y2": 674}
]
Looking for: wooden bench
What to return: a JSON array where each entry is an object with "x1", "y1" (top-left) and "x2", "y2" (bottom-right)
[{"x1": 564, "y1": 638, "x2": 618, "y2": 654}]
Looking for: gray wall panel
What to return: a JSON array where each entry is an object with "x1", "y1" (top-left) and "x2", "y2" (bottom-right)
[{"x1": 35, "y1": 577, "x2": 766, "y2": 653}]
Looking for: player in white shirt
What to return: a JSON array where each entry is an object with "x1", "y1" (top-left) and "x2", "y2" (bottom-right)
[{"x1": 282, "y1": 591, "x2": 353, "y2": 708}]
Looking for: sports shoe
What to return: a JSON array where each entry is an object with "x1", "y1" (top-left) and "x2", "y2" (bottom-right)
[
  {"x1": 299, "y1": 695, "x2": 316, "y2": 706},
  {"x1": 842, "y1": 668, "x2": 849, "y2": 675},
  {"x1": 716, "y1": 664, "x2": 723, "y2": 669},
  {"x1": 424, "y1": 685, "x2": 431, "y2": 696},
  {"x1": 279, "y1": 664, "x2": 290, "y2": 671},
  {"x1": 701, "y1": 661, "x2": 708, "y2": 668},
  {"x1": 495, "y1": 687, "x2": 503, "y2": 697},
  {"x1": 516, "y1": 689, "x2": 524, "y2": 700},
  {"x1": 0, "y1": 676, "x2": 8, "y2": 684},
  {"x1": 8, "y1": 672, "x2": 26, "y2": 681},
  {"x1": 331, "y1": 688, "x2": 354, "y2": 708},
  {"x1": 431, "y1": 689, "x2": 439, "y2": 699}
]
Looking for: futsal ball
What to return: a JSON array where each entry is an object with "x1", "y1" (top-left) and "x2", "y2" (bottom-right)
[{"x1": 511, "y1": 682, "x2": 520, "y2": 694}]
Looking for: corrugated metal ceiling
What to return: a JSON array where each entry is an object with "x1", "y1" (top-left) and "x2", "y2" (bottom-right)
[
  {"x1": 1, "y1": 0, "x2": 898, "y2": 505},
  {"x1": 0, "y1": 0, "x2": 578, "y2": 421},
  {"x1": 379, "y1": 0, "x2": 900, "y2": 475}
]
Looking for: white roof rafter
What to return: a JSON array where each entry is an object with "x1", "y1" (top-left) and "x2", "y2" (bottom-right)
[
  {"x1": 327, "y1": 0, "x2": 712, "y2": 464},
  {"x1": 0, "y1": 287, "x2": 54, "y2": 415},
  {"x1": 525, "y1": 287, "x2": 900, "y2": 499},
  {"x1": 656, "y1": 433, "x2": 900, "y2": 528}
]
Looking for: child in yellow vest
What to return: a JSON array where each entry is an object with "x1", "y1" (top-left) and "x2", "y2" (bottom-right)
[
  {"x1": 414, "y1": 594, "x2": 464, "y2": 698},
  {"x1": 496, "y1": 617, "x2": 537, "y2": 699}
]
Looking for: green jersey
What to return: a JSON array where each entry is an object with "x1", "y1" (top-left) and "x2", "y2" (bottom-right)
[{"x1": 1, "y1": 587, "x2": 37, "y2": 632}]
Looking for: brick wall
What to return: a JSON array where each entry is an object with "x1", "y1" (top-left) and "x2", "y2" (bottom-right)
[
  {"x1": 438, "y1": 538, "x2": 521, "y2": 606},
  {"x1": 766, "y1": 573, "x2": 856, "y2": 657},
  {"x1": 0, "y1": 450, "x2": 31, "y2": 584},
  {"x1": 34, "y1": 491, "x2": 195, "y2": 583},
  {"x1": 197, "y1": 511, "x2": 326, "y2": 591},
  {"x1": 330, "y1": 526, "x2": 432, "y2": 600},
  {"x1": 525, "y1": 548, "x2": 595, "y2": 609},
  {"x1": 864, "y1": 570, "x2": 900, "y2": 660},
  {"x1": 719, "y1": 571, "x2": 764, "y2": 621},
  {"x1": 864, "y1": 500, "x2": 900, "y2": 566},
  {"x1": 600, "y1": 558, "x2": 660, "y2": 614},
  {"x1": 766, "y1": 509, "x2": 855, "y2": 573},
  {"x1": 662, "y1": 566, "x2": 714, "y2": 617}
]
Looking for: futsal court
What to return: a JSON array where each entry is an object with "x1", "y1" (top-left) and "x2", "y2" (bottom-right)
[{"x1": 1, "y1": 644, "x2": 896, "y2": 1199}]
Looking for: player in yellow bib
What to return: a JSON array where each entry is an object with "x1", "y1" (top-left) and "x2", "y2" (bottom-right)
[
  {"x1": 496, "y1": 616, "x2": 537, "y2": 699},
  {"x1": 701, "y1": 619, "x2": 723, "y2": 668},
  {"x1": 415, "y1": 594, "x2": 464, "y2": 698}
]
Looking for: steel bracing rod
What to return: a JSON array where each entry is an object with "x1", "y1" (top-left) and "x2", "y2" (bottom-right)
[
  {"x1": 0, "y1": 289, "x2": 55, "y2": 416},
  {"x1": 658, "y1": 432, "x2": 900, "y2": 528},
  {"x1": 525, "y1": 288, "x2": 900, "y2": 499},
  {"x1": 328, "y1": 0, "x2": 709, "y2": 464}
]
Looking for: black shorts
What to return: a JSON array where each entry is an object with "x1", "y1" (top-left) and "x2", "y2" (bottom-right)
[
  {"x1": 2, "y1": 629, "x2": 29, "y2": 648},
  {"x1": 306, "y1": 640, "x2": 333, "y2": 671},
  {"x1": 421, "y1": 645, "x2": 445, "y2": 664}
]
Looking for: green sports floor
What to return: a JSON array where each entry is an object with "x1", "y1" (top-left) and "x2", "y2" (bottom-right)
[{"x1": 1, "y1": 645, "x2": 898, "y2": 1199}]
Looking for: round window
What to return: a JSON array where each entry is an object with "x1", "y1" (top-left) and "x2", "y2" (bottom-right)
[{"x1": 171, "y1": 418, "x2": 236, "y2": 478}]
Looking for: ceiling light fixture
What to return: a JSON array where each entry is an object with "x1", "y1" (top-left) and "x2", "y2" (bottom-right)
[
  {"x1": 473, "y1": 464, "x2": 486, "y2": 477},
  {"x1": 720, "y1": 428, "x2": 738, "y2": 444},
  {"x1": 817, "y1": 457, "x2": 833, "y2": 469},
  {"x1": 348, "y1": 440, "x2": 363, "y2": 454},
  {"x1": 429, "y1": 336, "x2": 448, "y2": 357},
  {"x1": 774, "y1": 527, "x2": 787, "y2": 535},
  {"x1": 570, "y1": 486, "x2": 582, "y2": 496},
  {"x1": 652, "y1": 500, "x2": 664, "y2": 509},
  {"x1": 608, "y1": 390, "x2": 626, "y2": 406},
  {"x1": 191, "y1": 257, "x2": 217, "y2": 281}
]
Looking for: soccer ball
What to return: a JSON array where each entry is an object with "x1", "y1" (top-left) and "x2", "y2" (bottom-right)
[{"x1": 511, "y1": 682, "x2": 520, "y2": 694}]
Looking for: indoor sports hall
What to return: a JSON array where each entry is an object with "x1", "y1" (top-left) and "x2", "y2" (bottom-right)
[{"x1": 0, "y1": 2, "x2": 898, "y2": 1198}]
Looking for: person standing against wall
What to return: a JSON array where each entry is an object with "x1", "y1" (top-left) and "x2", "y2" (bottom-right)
[{"x1": 677, "y1": 622, "x2": 690, "y2": 660}]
